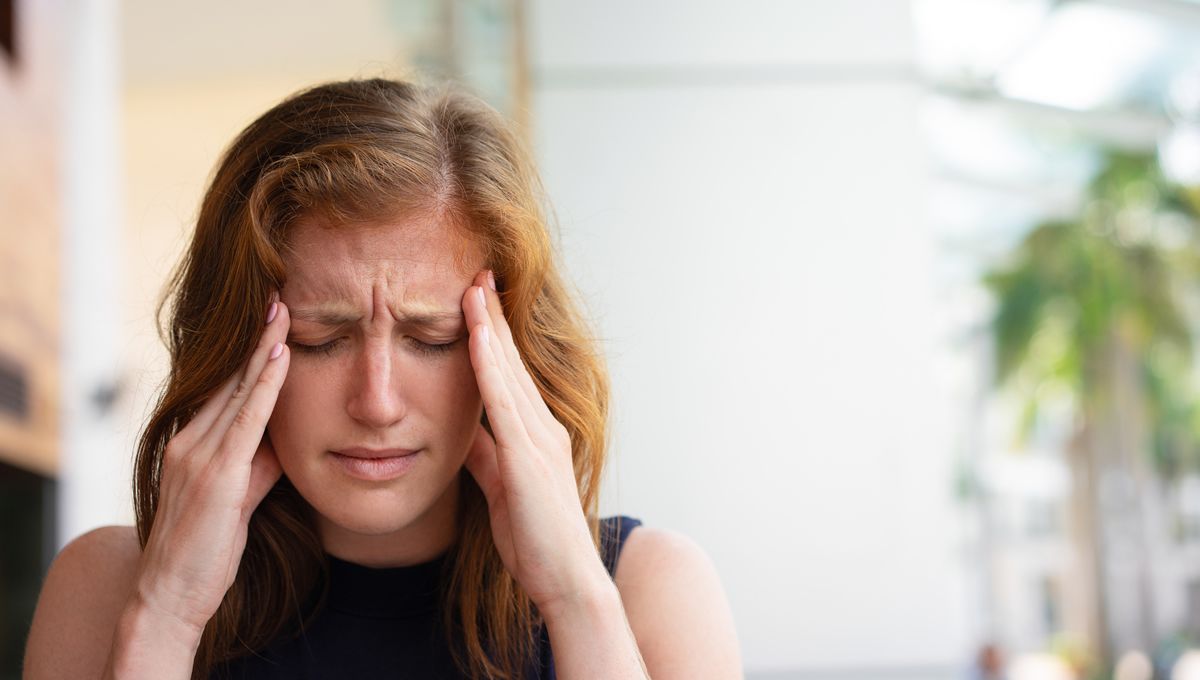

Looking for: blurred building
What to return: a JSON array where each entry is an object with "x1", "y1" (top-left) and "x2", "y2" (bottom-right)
[{"x1": 0, "y1": 1, "x2": 65, "y2": 676}]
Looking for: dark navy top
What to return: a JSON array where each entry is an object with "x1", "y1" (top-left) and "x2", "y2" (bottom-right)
[{"x1": 212, "y1": 516, "x2": 642, "y2": 679}]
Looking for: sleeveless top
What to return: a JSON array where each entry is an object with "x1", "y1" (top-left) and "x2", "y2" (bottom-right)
[{"x1": 212, "y1": 516, "x2": 642, "y2": 679}]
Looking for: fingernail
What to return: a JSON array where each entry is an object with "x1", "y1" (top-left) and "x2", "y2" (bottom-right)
[
  {"x1": 477, "y1": 286, "x2": 486, "y2": 308},
  {"x1": 269, "y1": 342, "x2": 284, "y2": 360},
  {"x1": 267, "y1": 302, "x2": 278, "y2": 324},
  {"x1": 480, "y1": 325, "x2": 490, "y2": 345},
  {"x1": 486, "y1": 270, "x2": 496, "y2": 291}
]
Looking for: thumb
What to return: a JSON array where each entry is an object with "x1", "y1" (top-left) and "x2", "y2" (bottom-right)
[
  {"x1": 464, "y1": 423, "x2": 501, "y2": 506},
  {"x1": 244, "y1": 434, "x2": 283, "y2": 521}
]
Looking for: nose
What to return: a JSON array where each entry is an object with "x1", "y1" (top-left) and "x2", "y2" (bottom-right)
[{"x1": 345, "y1": 336, "x2": 407, "y2": 429}]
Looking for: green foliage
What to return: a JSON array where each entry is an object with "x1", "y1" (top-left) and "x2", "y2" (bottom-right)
[{"x1": 984, "y1": 150, "x2": 1200, "y2": 474}]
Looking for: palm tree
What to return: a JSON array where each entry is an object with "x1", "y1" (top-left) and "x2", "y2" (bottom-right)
[{"x1": 984, "y1": 150, "x2": 1200, "y2": 671}]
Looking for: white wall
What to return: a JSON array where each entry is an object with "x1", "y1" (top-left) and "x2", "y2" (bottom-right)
[{"x1": 528, "y1": 2, "x2": 972, "y2": 675}]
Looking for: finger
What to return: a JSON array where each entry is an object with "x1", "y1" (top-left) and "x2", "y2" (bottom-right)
[
  {"x1": 219, "y1": 341, "x2": 290, "y2": 466},
  {"x1": 463, "y1": 424, "x2": 501, "y2": 506},
  {"x1": 183, "y1": 295, "x2": 281, "y2": 446},
  {"x1": 475, "y1": 273, "x2": 548, "y2": 417},
  {"x1": 465, "y1": 285, "x2": 545, "y2": 441},
  {"x1": 207, "y1": 300, "x2": 291, "y2": 448},
  {"x1": 243, "y1": 435, "x2": 283, "y2": 523},
  {"x1": 468, "y1": 320, "x2": 534, "y2": 454},
  {"x1": 469, "y1": 276, "x2": 559, "y2": 436},
  {"x1": 171, "y1": 374, "x2": 239, "y2": 452}
]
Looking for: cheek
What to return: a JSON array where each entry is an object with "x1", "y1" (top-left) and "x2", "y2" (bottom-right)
[
  {"x1": 416, "y1": 353, "x2": 484, "y2": 455},
  {"x1": 267, "y1": 362, "x2": 337, "y2": 458},
  {"x1": 446, "y1": 350, "x2": 482, "y2": 403},
  {"x1": 421, "y1": 353, "x2": 482, "y2": 420}
]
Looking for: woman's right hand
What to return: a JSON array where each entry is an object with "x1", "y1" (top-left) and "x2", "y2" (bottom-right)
[{"x1": 131, "y1": 298, "x2": 292, "y2": 641}]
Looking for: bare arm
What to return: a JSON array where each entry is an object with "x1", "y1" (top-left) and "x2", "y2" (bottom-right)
[
  {"x1": 24, "y1": 526, "x2": 140, "y2": 679},
  {"x1": 544, "y1": 527, "x2": 744, "y2": 680},
  {"x1": 618, "y1": 528, "x2": 743, "y2": 678},
  {"x1": 540, "y1": 573, "x2": 649, "y2": 679},
  {"x1": 24, "y1": 525, "x2": 209, "y2": 680},
  {"x1": 100, "y1": 590, "x2": 204, "y2": 679}
]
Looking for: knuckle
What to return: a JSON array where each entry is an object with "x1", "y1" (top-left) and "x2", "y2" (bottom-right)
[
  {"x1": 553, "y1": 423, "x2": 571, "y2": 448},
  {"x1": 494, "y1": 393, "x2": 517, "y2": 415},
  {"x1": 231, "y1": 404, "x2": 259, "y2": 431},
  {"x1": 163, "y1": 439, "x2": 184, "y2": 462},
  {"x1": 231, "y1": 378, "x2": 252, "y2": 401},
  {"x1": 162, "y1": 439, "x2": 196, "y2": 474}
]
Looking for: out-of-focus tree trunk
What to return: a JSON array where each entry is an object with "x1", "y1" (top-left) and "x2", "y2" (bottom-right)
[
  {"x1": 1066, "y1": 417, "x2": 1108, "y2": 667},
  {"x1": 1105, "y1": 330, "x2": 1157, "y2": 655},
  {"x1": 1070, "y1": 332, "x2": 1158, "y2": 669}
]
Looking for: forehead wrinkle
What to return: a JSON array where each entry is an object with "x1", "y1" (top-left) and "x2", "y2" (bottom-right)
[
  {"x1": 385, "y1": 295, "x2": 465, "y2": 327},
  {"x1": 284, "y1": 215, "x2": 473, "y2": 329},
  {"x1": 289, "y1": 300, "x2": 362, "y2": 325},
  {"x1": 284, "y1": 268, "x2": 365, "y2": 325},
  {"x1": 290, "y1": 296, "x2": 463, "y2": 327}
]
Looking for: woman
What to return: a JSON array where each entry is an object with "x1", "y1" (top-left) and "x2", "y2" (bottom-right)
[{"x1": 24, "y1": 78, "x2": 742, "y2": 679}]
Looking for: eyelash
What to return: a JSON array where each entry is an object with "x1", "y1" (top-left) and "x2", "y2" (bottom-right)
[
  {"x1": 411, "y1": 338, "x2": 461, "y2": 357},
  {"x1": 289, "y1": 337, "x2": 461, "y2": 358}
]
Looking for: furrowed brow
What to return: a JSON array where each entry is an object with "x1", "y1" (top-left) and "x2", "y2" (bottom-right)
[
  {"x1": 289, "y1": 304, "x2": 463, "y2": 327},
  {"x1": 289, "y1": 306, "x2": 362, "y2": 326},
  {"x1": 397, "y1": 309, "x2": 464, "y2": 328}
]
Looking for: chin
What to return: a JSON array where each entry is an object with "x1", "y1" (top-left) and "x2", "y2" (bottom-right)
[
  {"x1": 279, "y1": 447, "x2": 466, "y2": 543},
  {"x1": 307, "y1": 486, "x2": 429, "y2": 536}
]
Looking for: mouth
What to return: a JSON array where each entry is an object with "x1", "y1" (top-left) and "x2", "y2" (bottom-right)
[
  {"x1": 329, "y1": 448, "x2": 421, "y2": 481},
  {"x1": 333, "y1": 447, "x2": 420, "y2": 460}
]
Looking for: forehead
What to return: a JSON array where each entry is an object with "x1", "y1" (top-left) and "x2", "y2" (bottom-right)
[{"x1": 282, "y1": 212, "x2": 481, "y2": 303}]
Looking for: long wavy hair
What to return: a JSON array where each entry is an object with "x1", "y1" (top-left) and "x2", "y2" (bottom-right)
[{"x1": 132, "y1": 78, "x2": 611, "y2": 679}]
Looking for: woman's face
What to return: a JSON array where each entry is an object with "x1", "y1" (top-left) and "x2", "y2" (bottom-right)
[{"x1": 267, "y1": 212, "x2": 484, "y2": 561}]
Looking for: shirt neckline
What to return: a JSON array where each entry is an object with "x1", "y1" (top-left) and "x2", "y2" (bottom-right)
[{"x1": 323, "y1": 551, "x2": 450, "y2": 620}]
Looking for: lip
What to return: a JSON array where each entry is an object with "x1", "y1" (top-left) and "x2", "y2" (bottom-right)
[
  {"x1": 334, "y1": 447, "x2": 420, "y2": 460},
  {"x1": 330, "y1": 448, "x2": 420, "y2": 482}
]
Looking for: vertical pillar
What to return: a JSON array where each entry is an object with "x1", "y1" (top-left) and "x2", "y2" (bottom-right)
[{"x1": 59, "y1": 0, "x2": 126, "y2": 546}]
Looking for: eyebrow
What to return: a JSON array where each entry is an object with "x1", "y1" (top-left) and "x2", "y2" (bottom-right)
[{"x1": 290, "y1": 302, "x2": 464, "y2": 328}]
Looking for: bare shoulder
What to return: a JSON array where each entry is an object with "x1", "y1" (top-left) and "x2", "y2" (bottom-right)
[
  {"x1": 24, "y1": 525, "x2": 142, "y2": 679},
  {"x1": 613, "y1": 526, "x2": 744, "y2": 679}
]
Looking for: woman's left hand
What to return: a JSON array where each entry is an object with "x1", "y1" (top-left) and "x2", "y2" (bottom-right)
[{"x1": 460, "y1": 270, "x2": 610, "y2": 617}]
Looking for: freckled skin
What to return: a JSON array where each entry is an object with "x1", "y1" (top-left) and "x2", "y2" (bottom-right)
[{"x1": 268, "y1": 214, "x2": 484, "y2": 567}]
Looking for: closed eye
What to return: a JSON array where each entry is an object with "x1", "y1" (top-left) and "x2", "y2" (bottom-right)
[
  {"x1": 288, "y1": 338, "x2": 344, "y2": 356},
  {"x1": 288, "y1": 336, "x2": 463, "y2": 359},
  {"x1": 408, "y1": 337, "x2": 462, "y2": 357}
]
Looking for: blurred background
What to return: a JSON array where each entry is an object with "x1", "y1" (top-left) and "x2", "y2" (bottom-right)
[{"x1": 4, "y1": 0, "x2": 1200, "y2": 678}]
